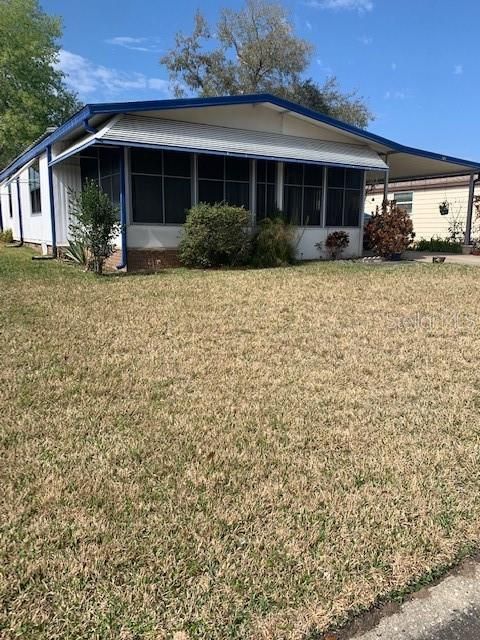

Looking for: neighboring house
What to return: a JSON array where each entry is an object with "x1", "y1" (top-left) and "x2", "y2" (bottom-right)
[
  {"x1": 366, "y1": 175, "x2": 480, "y2": 241},
  {"x1": 0, "y1": 94, "x2": 479, "y2": 270}
]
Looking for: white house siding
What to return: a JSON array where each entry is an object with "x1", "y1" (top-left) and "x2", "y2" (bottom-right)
[
  {"x1": 365, "y1": 178, "x2": 478, "y2": 240},
  {"x1": 52, "y1": 156, "x2": 81, "y2": 245},
  {"x1": 0, "y1": 183, "x2": 13, "y2": 232},
  {"x1": 136, "y1": 103, "x2": 364, "y2": 145}
]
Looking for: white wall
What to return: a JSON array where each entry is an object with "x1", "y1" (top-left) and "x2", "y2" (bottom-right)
[
  {"x1": 137, "y1": 103, "x2": 365, "y2": 145},
  {"x1": 366, "y1": 183, "x2": 478, "y2": 240},
  {"x1": 0, "y1": 153, "x2": 51, "y2": 250},
  {"x1": 53, "y1": 157, "x2": 81, "y2": 245},
  {"x1": 127, "y1": 224, "x2": 361, "y2": 260}
]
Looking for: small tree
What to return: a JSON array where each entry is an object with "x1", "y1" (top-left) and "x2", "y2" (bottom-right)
[
  {"x1": 179, "y1": 202, "x2": 251, "y2": 267},
  {"x1": 69, "y1": 180, "x2": 120, "y2": 275},
  {"x1": 251, "y1": 217, "x2": 296, "y2": 267},
  {"x1": 364, "y1": 200, "x2": 415, "y2": 258}
]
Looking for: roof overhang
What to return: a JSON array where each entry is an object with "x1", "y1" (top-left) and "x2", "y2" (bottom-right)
[
  {"x1": 2, "y1": 93, "x2": 480, "y2": 183},
  {"x1": 51, "y1": 114, "x2": 388, "y2": 172}
]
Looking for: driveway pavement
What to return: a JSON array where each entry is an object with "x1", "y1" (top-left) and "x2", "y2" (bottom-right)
[
  {"x1": 403, "y1": 251, "x2": 480, "y2": 266},
  {"x1": 333, "y1": 557, "x2": 480, "y2": 640}
]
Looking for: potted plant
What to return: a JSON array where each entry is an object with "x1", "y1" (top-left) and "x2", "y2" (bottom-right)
[{"x1": 439, "y1": 200, "x2": 450, "y2": 216}]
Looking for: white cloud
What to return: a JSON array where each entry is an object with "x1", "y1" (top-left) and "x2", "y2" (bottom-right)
[
  {"x1": 105, "y1": 36, "x2": 163, "y2": 53},
  {"x1": 391, "y1": 62, "x2": 397, "y2": 71},
  {"x1": 454, "y1": 64, "x2": 463, "y2": 75},
  {"x1": 384, "y1": 89, "x2": 406, "y2": 100},
  {"x1": 306, "y1": 0, "x2": 373, "y2": 11},
  {"x1": 358, "y1": 35, "x2": 373, "y2": 45},
  {"x1": 57, "y1": 50, "x2": 171, "y2": 100},
  {"x1": 305, "y1": 20, "x2": 313, "y2": 30},
  {"x1": 316, "y1": 58, "x2": 333, "y2": 75}
]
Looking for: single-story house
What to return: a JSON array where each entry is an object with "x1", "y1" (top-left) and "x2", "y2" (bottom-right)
[
  {"x1": 1, "y1": 93, "x2": 479, "y2": 269},
  {"x1": 366, "y1": 175, "x2": 480, "y2": 242}
]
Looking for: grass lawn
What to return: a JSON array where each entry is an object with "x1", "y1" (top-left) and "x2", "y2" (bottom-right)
[{"x1": 2, "y1": 246, "x2": 480, "y2": 640}]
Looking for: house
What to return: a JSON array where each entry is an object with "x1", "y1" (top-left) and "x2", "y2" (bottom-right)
[
  {"x1": 1, "y1": 94, "x2": 479, "y2": 270},
  {"x1": 366, "y1": 175, "x2": 480, "y2": 243}
]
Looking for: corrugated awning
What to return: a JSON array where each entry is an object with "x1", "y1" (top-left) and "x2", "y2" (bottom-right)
[{"x1": 51, "y1": 114, "x2": 389, "y2": 171}]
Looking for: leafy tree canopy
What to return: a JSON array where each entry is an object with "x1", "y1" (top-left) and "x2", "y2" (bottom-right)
[
  {"x1": 161, "y1": 0, "x2": 372, "y2": 128},
  {"x1": 0, "y1": 0, "x2": 81, "y2": 167}
]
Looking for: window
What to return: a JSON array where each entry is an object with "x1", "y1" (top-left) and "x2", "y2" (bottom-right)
[
  {"x1": 131, "y1": 148, "x2": 192, "y2": 224},
  {"x1": 7, "y1": 183, "x2": 13, "y2": 218},
  {"x1": 29, "y1": 161, "x2": 41, "y2": 215},
  {"x1": 198, "y1": 154, "x2": 250, "y2": 210},
  {"x1": 283, "y1": 162, "x2": 324, "y2": 226},
  {"x1": 256, "y1": 160, "x2": 277, "y2": 222},
  {"x1": 326, "y1": 168, "x2": 363, "y2": 227},
  {"x1": 394, "y1": 191, "x2": 413, "y2": 214},
  {"x1": 80, "y1": 148, "x2": 121, "y2": 208}
]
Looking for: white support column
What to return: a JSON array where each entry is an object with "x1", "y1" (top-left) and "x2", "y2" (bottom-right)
[
  {"x1": 321, "y1": 166, "x2": 328, "y2": 227},
  {"x1": 124, "y1": 147, "x2": 131, "y2": 226},
  {"x1": 464, "y1": 172, "x2": 476, "y2": 246},
  {"x1": 383, "y1": 169, "x2": 389, "y2": 204},
  {"x1": 276, "y1": 162, "x2": 284, "y2": 212},
  {"x1": 250, "y1": 159, "x2": 256, "y2": 227},
  {"x1": 192, "y1": 153, "x2": 198, "y2": 206},
  {"x1": 359, "y1": 170, "x2": 367, "y2": 256}
]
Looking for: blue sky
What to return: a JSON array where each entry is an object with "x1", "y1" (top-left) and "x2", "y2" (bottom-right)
[{"x1": 42, "y1": 0, "x2": 480, "y2": 160}]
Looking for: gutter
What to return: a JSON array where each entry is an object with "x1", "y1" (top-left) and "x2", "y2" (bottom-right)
[
  {"x1": 46, "y1": 145, "x2": 57, "y2": 258},
  {"x1": 116, "y1": 149, "x2": 127, "y2": 270}
]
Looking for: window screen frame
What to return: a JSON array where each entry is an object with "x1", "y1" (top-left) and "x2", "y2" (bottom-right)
[
  {"x1": 7, "y1": 183, "x2": 13, "y2": 218},
  {"x1": 29, "y1": 161, "x2": 41, "y2": 216},
  {"x1": 325, "y1": 167, "x2": 365, "y2": 228},
  {"x1": 283, "y1": 162, "x2": 325, "y2": 227},
  {"x1": 197, "y1": 153, "x2": 251, "y2": 211},
  {"x1": 130, "y1": 147, "x2": 193, "y2": 225}
]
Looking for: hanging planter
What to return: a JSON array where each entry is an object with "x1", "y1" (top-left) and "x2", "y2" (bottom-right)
[{"x1": 439, "y1": 200, "x2": 450, "y2": 216}]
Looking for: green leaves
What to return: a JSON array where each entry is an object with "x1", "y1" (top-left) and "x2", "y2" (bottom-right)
[
  {"x1": 0, "y1": 0, "x2": 81, "y2": 167},
  {"x1": 160, "y1": 0, "x2": 372, "y2": 128},
  {"x1": 68, "y1": 180, "x2": 121, "y2": 275}
]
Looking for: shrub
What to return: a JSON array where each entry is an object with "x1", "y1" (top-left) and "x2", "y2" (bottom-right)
[
  {"x1": 364, "y1": 201, "x2": 415, "y2": 258},
  {"x1": 69, "y1": 180, "x2": 120, "y2": 275},
  {"x1": 0, "y1": 228, "x2": 13, "y2": 243},
  {"x1": 250, "y1": 217, "x2": 296, "y2": 267},
  {"x1": 64, "y1": 238, "x2": 90, "y2": 268},
  {"x1": 414, "y1": 237, "x2": 463, "y2": 253},
  {"x1": 179, "y1": 202, "x2": 251, "y2": 268},
  {"x1": 324, "y1": 231, "x2": 349, "y2": 260}
]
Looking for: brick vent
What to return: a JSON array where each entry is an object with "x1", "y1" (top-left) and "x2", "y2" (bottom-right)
[{"x1": 127, "y1": 249, "x2": 181, "y2": 271}]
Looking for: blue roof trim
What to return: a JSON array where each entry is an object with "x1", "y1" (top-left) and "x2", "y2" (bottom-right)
[{"x1": 1, "y1": 93, "x2": 480, "y2": 183}]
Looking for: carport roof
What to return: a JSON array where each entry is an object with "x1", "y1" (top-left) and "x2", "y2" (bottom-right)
[{"x1": 1, "y1": 93, "x2": 479, "y2": 183}]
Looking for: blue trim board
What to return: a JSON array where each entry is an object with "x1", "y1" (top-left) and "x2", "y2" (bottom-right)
[{"x1": 2, "y1": 93, "x2": 480, "y2": 183}]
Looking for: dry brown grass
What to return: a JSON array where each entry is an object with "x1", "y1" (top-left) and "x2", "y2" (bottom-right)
[{"x1": 2, "y1": 246, "x2": 480, "y2": 639}]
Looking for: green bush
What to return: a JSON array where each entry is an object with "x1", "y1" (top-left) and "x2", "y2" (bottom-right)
[
  {"x1": 250, "y1": 217, "x2": 296, "y2": 267},
  {"x1": 0, "y1": 228, "x2": 13, "y2": 243},
  {"x1": 69, "y1": 180, "x2": 120, "y2": 275},
  {"x1": 179, "y1": 202, "x2": 251, "y2": 268},
  {"x1": 414, "y1": 237, "x2": 463, "y2": 253}
]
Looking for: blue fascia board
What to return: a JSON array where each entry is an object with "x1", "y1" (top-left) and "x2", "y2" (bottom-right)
[{"x1": 2, "y1": 93, "x2": 480, "y2": 183}]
